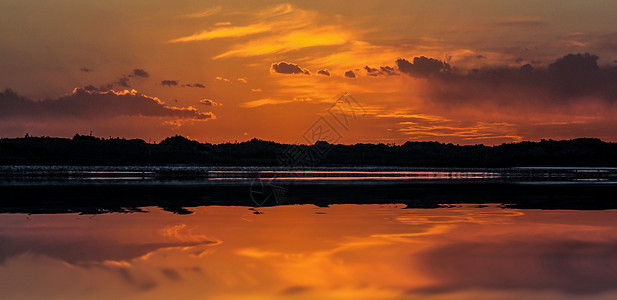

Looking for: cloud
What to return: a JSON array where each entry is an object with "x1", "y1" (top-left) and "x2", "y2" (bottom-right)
[
  {"x1": 364, "y1": 65, "x2": 399, "y2": 76},
  {"x1": 181, "y1": 6, "x2": 222, "y2": 19},
  {"x1": 237, "y1": 77, "x2": 247, "y2": 83},
  {"x1": 168, "y1": 24, "x2": 271, "y2": 43},
  {"x1": 84, "y1": 69, "x2": 151, "y2": 92},
  {"x1": 215, "y1": 27, "x2": 350, "y2": 59},
  {"x1": 414, "y1": 53, "x2": 617, "y2": 104},
  {"x1": 0, "y1": 88, "x2": 214, "y2": 120},
  {"x1": 161, "y1": 80, "x2": 179, "y2": 87},
  {"x1": 344, "y1": 70, "x2": 356, "y2": 78},
  {"x1": 364, "y1": 66, "x2": 379, "y2": 76},
  {"x1": 170, "y1": 4, "x2": 355, "y2": 59},
  {"x1": 317, "y1": 69, "x2": 330, "y2": 76},
  {"x1": 199, "y1": 99, "x2": 221, "y2": 106},
  {"x1": 116, "y1": 77, "x2": 130, "y2": 88},
  {"x1": 396, "y1": 56, "x2": 451, "y2": 77},
  {"x1": 271, "y1": 62, "x2": 310, "y2": 75},
  {"x1": 241, "y1": 98, "x2": 294, "y2": 108},
  {"x1": 380, "y1": 66, "x2": 399, "y2": 75},
  {"x1": 182, "y1": 83, "x2": 206, "y2": 88},
  {"x1": 80, "y1": 67, "x2": 93, "y2": 72},
  {"x1": 216, "y1": 76, "x2": 230, "y2": 82},
  {"x1": 130, "y1": 69, "x2": 150, "y2": 78}
]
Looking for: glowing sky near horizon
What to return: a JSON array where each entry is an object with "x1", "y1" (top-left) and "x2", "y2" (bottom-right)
[{"x1": 1, "y1": 0, "x2": 617, "y2": 145}]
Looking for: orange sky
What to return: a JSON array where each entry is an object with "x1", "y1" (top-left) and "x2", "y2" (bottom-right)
[{"x1": 2, "y1": 1, "x2": 617, "y2": 145}]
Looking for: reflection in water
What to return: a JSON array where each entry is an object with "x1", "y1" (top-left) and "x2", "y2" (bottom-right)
[{"x1": 1, "y1": 205, "x2": 617, "y2": 299}]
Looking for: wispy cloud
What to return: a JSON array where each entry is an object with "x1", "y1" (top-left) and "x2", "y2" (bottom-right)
[
  {"x1": 181, "y1": 6, "x2": 222, "y2": 19},
  {"x1": 399, "y1": 120, "x2": 520, "y2": 141},
  {"x1": 169, "y1": 4, "x2": 354, "y2": 59},
  {"x1": 214, "y1": 27, "x2": 351, "y2": 59},
  {"x1": 241, "y1": 98, "x2": 294, "y2": 108},
  {"x1": 168, "y1": 24, "x2": 271, "y2": 43}
]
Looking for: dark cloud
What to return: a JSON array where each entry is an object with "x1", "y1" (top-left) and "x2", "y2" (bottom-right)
[
  {"x1": 364, "y1": 66, "x2": 380, "y2": 76},
  {"x1": 476, "y1": 55, "x2": 486, "y2": 59},
  {"x1": 317, "y1": 69, "x2": 330, "y2": 76},
  {"x1": 396, "y1": 56, "x2": 451, "y2": 77},
  {"x1": 116, "y1": 77, "x2": 131, "y2": 88},
  {"x1": 80, "y1": 67, "x2": 93, "y2": 72},
  {"x1": 344, "y1": 70, "x2": 356, "y2": 78},
  {"x1": 405, "y1": 53, "x2": 617, "y2": 104},
  {"x1": 515, "y1": 57, "x2": 524, "y2": 64},
  {"x1": 271, "y1": 62, "x2": 310, "y2": 75},
  {"x1": 199, "y1": 99, "x2": 221, "y2": 106},
  {"x1": 182, "y1": 83, "x2": 206, "y2": 88},
  {"x1": 380, "y1": 66, "x2": 399, "y2": 76},
  {"x1": 0, "y1": 88, "x2": 213, "y2": 120},
  {"x1": 159, "y1": 80, "x2": 206, "y2": 88},
  {"x1": 83, "y1": 83, "x2": 114, "y2": 92},
  {"x1": 84, "y1": 69, "x2": 151, "y2": 91},
  {"x1": 129, "y1": 69, "x2": 150, "y2": 78},
  {"x1": 161, "y1": 80, "x2": 179, "y2": 87},
  {"x1": 364, "y1": 65, "x2": 399, "y2": 76},
  {"x1": 83, "y1": 85, "x2": 99, "y2": 91},
  {"x1": 546, "y1": 53, "x2": 605, "y2": 96},
  {"x1": 520, "y1": 63, "x2": 534, "y2": 73},
  {"x1": 160, "y1": 268, "x2": 183, "y2": 281}
]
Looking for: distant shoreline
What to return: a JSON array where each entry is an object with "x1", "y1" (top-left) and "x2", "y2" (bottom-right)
[{"x1": 2, "y1": 135, "x2": 617, "y2": 167}]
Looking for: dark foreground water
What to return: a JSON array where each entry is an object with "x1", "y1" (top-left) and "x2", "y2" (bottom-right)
[{"x1": 1, "y1": 166, "x2": 617, "y2": 299}]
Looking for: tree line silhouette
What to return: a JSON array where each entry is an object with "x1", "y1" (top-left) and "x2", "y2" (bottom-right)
[{"x1": 1, "y1": 134, "x2": 616, "y2": 166}]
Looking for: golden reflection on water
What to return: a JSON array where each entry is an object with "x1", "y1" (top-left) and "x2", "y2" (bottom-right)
[{"x1": 1, "y1": 205, "x2": 617, "y2": 299}]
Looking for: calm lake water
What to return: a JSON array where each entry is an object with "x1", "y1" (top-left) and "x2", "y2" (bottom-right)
[
  {"x1": 2, "y1": 165, "x2": 617, "y2": 185},
  {"x1": 2, "y1": 204, "x2": 617, "y2": 300},
  {"x1": 1, "y1": 166, "x2": 617, "y2": 299}
]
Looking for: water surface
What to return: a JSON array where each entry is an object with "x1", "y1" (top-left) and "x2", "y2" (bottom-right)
[{"x1": 2, "y1": 204, "x2": 617, "y2": 299}]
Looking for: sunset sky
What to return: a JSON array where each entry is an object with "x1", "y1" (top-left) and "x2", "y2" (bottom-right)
[{"x1": 2, "y1": 0, "x2": 617, "y2": 145}]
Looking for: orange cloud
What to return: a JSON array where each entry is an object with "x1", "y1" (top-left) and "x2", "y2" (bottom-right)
[
  {"x1": 241, "y1": 98, "x2": 296, "y2": 108},
  {"x1": 168, "y1": 24, "x2": 271, "y2": 43},
  {"x1": 214, "y1": 27, "x2": 351, "y2": 59}
]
